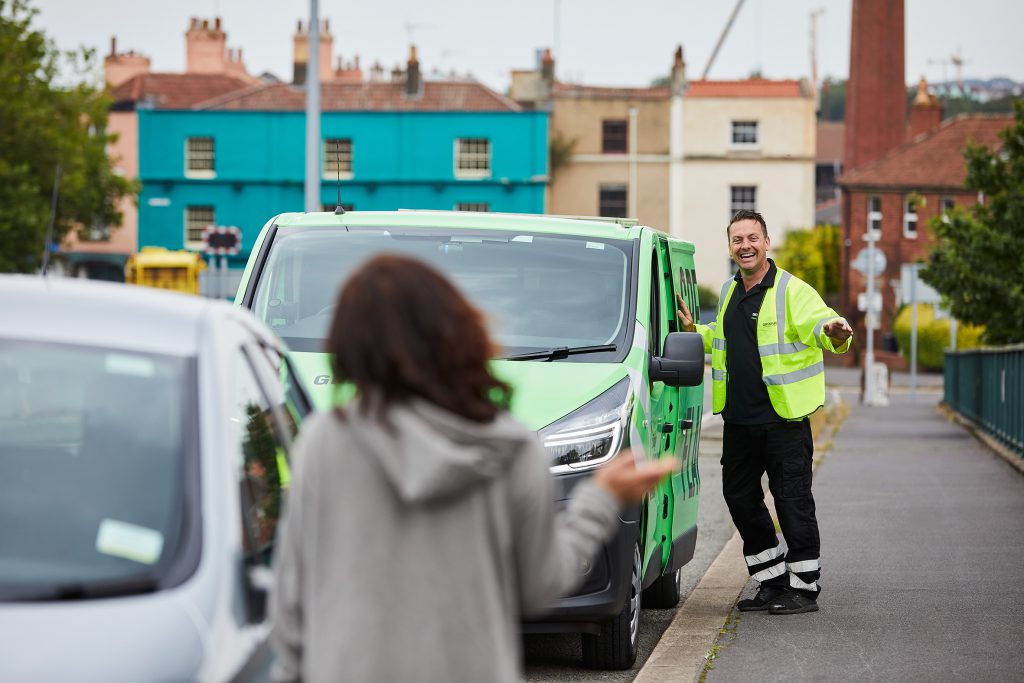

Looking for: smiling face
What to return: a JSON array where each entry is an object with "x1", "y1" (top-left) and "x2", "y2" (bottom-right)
[{"x1": 728, "y1": 218, "x2": 771, "y2": 277}]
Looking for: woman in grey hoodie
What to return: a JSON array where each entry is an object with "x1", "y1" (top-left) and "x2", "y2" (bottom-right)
[{"x1": 270, "y1": 254, "x2": 674, "y2": 683}]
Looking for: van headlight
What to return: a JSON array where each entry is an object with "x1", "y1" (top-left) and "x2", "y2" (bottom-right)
[{"x1": 538, "y1": 376, "x2": 633, "y2": 474}]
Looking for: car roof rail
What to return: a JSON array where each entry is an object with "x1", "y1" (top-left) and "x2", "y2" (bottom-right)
[{"x1": 396, "y1": 208, "x2": 640, "y2": 229}]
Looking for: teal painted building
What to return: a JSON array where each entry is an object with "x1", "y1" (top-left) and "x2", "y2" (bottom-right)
[{"x1": 136, "y1": 79, "x2": 549, "y2": 266}]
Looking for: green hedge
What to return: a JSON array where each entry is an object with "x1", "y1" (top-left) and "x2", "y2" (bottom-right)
[{"x1": 893, "y1": 304, "x2": 984, "y2": 370}]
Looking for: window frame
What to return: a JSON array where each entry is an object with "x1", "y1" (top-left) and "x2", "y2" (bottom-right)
[
  {"x1": 730, "y1": 120, "x2": 759, "y2": 148},
  {"x1": 868, "y1": 195, "x2": 883, "y2": 234},
  {"x1": 321, "y1": 138, "x2": 354, "y2": 180},
  {"x1": 453, "y1": 137, "x2": 492, "y2": 180},
  {"x1": 184, "y1": 205, "x2": 215, "y2": 251},
  {"x1": 601, "y1": 119, "x2": 628, "y2": 154},
  {"x1": 903, "y1": 195, "x2": 919, "y2": 239},
  {"x1": 729, "y1": 185, "x2": 757, "y2": 222},
  {"x1": 599, "y1": 184, "x2": 628, "y2": 218},
  {"x1": 184, "y1": 136, "x2": 216, "y2": 179},
  {"x1": 454, "y1": 202, "x2": 490, "y2": 212}
]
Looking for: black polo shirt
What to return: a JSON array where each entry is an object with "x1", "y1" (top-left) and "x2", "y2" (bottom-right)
[{"x1": 721, "y1": 259, "x2": 783, "y2": 425}]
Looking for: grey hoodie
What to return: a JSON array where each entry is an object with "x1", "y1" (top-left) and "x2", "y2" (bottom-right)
[{"x1": 270, "y1": 400, "x2": 622, "y2": 683}]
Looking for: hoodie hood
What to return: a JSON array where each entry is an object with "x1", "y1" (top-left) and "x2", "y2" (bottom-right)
[{"x1": 345, "y1": 399, "x2": 534, "y2": 505}]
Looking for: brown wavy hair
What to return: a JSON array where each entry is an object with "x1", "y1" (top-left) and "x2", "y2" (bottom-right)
[{"x1": 327, "y1": 254, "x2": 512, "y2": 423}]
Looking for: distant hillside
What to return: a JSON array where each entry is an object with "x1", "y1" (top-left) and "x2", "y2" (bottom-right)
[{"x1": 818, "y1": 78, "x2": 1021, "y2": 122}]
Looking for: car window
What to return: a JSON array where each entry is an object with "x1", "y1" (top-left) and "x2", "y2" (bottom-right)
[
  {"x1": 233, "y1": 351, "x2": 290, "y2": 567},
  {"x1": 249, "y1": 227, "x2": 635, "y2": 360},
  {"x1": 0, "y1": 339, "x2": 196, "y2": 599}
]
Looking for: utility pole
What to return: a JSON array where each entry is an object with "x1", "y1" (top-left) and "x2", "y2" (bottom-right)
[
  {"x1": 863, "y1": 231, "x2": 879, "y2": 405},
  {"x1": 304, "y1": 0, "x2": 321, "y2": 212}
]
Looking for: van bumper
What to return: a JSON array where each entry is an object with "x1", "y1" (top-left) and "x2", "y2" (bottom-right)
[{"x1": 521, "y1": 495, "x2": 641, "y2": 636}]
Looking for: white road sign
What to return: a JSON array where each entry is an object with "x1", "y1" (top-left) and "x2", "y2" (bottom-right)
[{"x1": 852, "y1": 248, "x2": 887, "y2": 275}]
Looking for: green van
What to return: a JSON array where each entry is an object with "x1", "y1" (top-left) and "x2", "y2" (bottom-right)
[{"x1": 235, "y1": 210, "x2": 706, "y2": 669}]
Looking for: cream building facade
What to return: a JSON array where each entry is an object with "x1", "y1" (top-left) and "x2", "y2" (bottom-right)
[{"x1": 515, "y1": 50, "x2": 816, "y2": 288}]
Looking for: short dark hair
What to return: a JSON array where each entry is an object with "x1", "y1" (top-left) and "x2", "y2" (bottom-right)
[
  {"x1": 727, "y1": 210, "x2": 768, "y2": 238},
  {"x1": 326, "y1": 254, "x2": 512, "y2": 423}
]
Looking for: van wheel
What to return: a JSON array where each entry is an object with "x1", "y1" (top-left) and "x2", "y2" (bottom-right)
[
  {"x1": 642, "y1": 567, "x2": 681, "y2": 608},
  {"x1": 581, "y1": 541, "x2": 641, "y2": 670}
]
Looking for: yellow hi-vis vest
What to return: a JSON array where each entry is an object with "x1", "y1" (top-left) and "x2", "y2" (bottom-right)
[{"x1": 696, "y1": 268, "x2": 852, "y2": 420}]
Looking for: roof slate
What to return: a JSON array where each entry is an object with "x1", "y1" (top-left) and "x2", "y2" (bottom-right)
[
  {"x1": 194, "y1": 80, "x2": 523, "y2": 112},
  {"x1": 111, "y1": 73, "x2": 252, "y2": 109},
  {"x1": 838, "y1": 115, "x2": 1012, "y2": 190}
]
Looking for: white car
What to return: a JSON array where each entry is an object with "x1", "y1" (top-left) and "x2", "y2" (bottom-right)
[{"x1": 0, "y1": 275, "x2": 311, "y2": 682}]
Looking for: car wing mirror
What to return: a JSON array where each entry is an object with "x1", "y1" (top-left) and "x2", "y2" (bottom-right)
[{"x1": 649, "y1": 332, "x2": 705, "y2": 387}]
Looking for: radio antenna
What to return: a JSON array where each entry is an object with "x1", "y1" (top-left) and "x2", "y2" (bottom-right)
[
  {"x1": 334, "y1": 139, "x2": 345, "y2": 214},
  {"x1": 40, "y1": 164, "x2": 62, "y2": 276}
]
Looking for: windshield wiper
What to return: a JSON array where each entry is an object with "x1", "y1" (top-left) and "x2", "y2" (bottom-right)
[
  {"x1": 0, "y1": 573, "x2": 160, "y2": 602},
  {"x1": 503, "y1": 344, "x2": 617, "y2": 362}
]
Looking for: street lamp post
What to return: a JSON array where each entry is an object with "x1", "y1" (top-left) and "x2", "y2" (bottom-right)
[
  {"x1": 304, "y1": 0, "x2": 321, "y2": 212},
  {"x1": 864, "y1": 231, "x2": 879, "y2": 405}
]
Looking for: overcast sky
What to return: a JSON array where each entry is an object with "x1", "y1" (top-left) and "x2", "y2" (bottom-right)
[{"x1": 32, "y1": 0, "x2": 1024, "y2": 92}]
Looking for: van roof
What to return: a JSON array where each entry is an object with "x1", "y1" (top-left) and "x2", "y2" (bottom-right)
[{"x1": 271, "y1": 210, "x2": 650, "y2": 240}]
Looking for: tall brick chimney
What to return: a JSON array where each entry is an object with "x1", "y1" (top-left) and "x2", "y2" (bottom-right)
[
  {"x1": 907, "y1": 76, "x2": 943, "y2": 140},
  {"x1": 293, "y1": 20, "x2": 308, "y2": 85},
  {"x1": 186, "y1": 17, "x2": 228, "y2": 74},
  {"x1": 843, "y1": 0, "x2": 906, "y2": 170}
]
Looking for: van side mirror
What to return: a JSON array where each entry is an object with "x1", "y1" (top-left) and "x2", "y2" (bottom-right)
[{"x1": 649, "y1": 332, "x2": 705, "y2": 387}]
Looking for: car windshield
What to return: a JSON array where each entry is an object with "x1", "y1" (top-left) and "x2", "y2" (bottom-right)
[
  {"x1": 250, "y1": 227, "x2": 635, "y2": 359},
  {"x1": 0, "y1": 340, "x2": 194, "y2": 600}
]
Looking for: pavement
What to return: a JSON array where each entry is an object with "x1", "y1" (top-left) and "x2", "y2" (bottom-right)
[{"x1": 637, "y1": 387, "x2": 1024, "y2": 682}]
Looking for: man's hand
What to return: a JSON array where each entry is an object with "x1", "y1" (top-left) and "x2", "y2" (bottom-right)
[
  {"x1": 823, "y1": 318, "x2": 853, "y2": 345},
  {"x1": 675, "y1": 293, "x2": 696, "y2": 333},
  {"x1": 592, "y1": 450, "x2": 676, "y2": 505}
]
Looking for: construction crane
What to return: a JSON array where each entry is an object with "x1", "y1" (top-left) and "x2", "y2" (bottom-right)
[
  {"x1": 701, "y1": 0, "x2": 746, "y2": 80},
  {"x1": 950, "y1": 47, "x2": 968, "y2": 89}
]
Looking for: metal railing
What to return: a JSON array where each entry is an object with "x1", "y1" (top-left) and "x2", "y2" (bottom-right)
[{"x1": 945, "y1": 345, "x2": 1024, "y2": 456}]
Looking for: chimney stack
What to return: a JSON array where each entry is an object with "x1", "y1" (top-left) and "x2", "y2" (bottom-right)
[
  {"x1": 907, "y1": 76, "x2": 943, "y2": 140},
  {"x1": 186, "y1": 15, "x2": 228, "y2": 75},
  {"x1": 671, "y1": 45, "x2": 687, "y2": 94},
  {"x1": 293, "y1": 20, "x2": 308, "y2": 85},
  {"x1": 405, "y1": 45, "x2": 422, "y2": 97},
  {"x1": 104, "y1": 34, "x2": 151, "y2": 87}
]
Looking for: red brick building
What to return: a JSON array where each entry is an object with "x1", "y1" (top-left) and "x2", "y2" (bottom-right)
[{"x1": 838, "y1": 114, "x2": 1011, "y2": 348}]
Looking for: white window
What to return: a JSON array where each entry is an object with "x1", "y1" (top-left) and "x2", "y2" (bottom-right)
[
  {"x1": 454, "y1": 202, "x2": 490, "y2": 212},
  {"x1": 185, "y1": 137, "x2": 215, "y2": 178},
  {"x1": 941, "y1": 196, "x2": 955, "y2": 224},
  {"x1": 454, "y1": 138, "x2": 491, "y2": 179},
  {"x1": 729, "y1": 185, "x2": 757, "y2": 221},
  {"x1": 185, "y1": 205, "x2": 215, "y2": 250},
  {"x1": 322, "y1": 138, "x2": 353, "y2": 179},
  {"x1": 731, "y1": 121, "x2": 759, "y2": 146},
  {"x1": 868, "y1": 195, "x2": 882, "y2": 234},
  {"x1": 903, "y1": 195, "x2": 918, "y2": 239}
]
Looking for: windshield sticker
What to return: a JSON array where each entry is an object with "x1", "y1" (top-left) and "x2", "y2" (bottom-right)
[
  {"x1": 104, "y1": 354, "x2": 155, "y2": 378},
  {"x1": 511, "y1": 235, "x2": 533, "y2": 243},
  {"x1": 585, "y1": 241, "x2": 606, "y2": 250},
  {"x1": 96, "y1": 519, "x2": 164, "y2": 565}
]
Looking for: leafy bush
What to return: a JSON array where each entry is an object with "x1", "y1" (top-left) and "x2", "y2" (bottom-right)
[
  {"x1": 696, "y1": 284, "x2": 719, "y2": 312},
  {"x1": 892, "y1": 304, "x2": 984, "y2": 371},
  {"x1": 773, "y1": 224, "x2": 841, "y2": 297}
]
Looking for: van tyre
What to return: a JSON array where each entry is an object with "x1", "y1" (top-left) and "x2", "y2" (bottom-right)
[
  {"x1": 642, "y1": 566, "x2": 681, "y2": 608},
  {"x1": 582, "y1": 541, "x2": 642, "y2": 670}
]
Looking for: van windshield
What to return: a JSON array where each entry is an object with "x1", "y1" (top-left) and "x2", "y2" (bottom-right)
[
  {"x1": 251, "y1": 227, "x2": 635, "y2": 359},
  {"x1": 0, "y1": 340, "x2": 195, "y2": 601}
]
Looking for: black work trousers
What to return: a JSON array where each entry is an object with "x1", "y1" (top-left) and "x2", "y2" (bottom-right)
[{"x1": 721, "y1": 419, "x2": 821, "y2": 597}]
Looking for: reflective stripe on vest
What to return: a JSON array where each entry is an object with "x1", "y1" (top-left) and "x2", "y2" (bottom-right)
[
  {"x1": 763, "y1": 361, "x2": 825, "y2": 386},
  {"x1": 712, "y1": 338, "x2": 726, "y2": 350},
  {"x1": 812, "y1": 316, "x2": 834, "y2": 349},
  {"x1": 712, "y1": 368, "x2": 726, "y2": 381}
]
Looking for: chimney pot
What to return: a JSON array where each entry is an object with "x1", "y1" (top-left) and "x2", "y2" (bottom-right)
[
  {"x1": 297, "y1": 19, "x2": 303, "y2": 33},
  {"x1": 110, "y1": 36, "x2": 117, "y2": 56},
  {"x1": 202, "y1": 19, "x2": 209, "y2": 29},
  {"x1": 324, "y1": 18, "x2": 330, "y2": 33},
  {"x1": 215, "y1": 16, "x2": 221, "y2": 30}
]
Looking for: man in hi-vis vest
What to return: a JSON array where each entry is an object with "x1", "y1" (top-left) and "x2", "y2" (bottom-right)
[{"x1": 677, "y1": 210, "x2": 852, "y2": 615}]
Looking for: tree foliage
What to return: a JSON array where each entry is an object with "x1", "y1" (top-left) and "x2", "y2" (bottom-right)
[
  {"x1": 773, "y1": 224, "x2": 841, "y2": 298},
  {"x1": 0, "y1": 0, "x2": 135, "y2": 273},
  {"x1": 921, "y1": 101, "x2": 1024, "y2": 345}
]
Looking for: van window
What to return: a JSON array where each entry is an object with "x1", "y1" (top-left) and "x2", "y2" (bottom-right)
[{"x1": 251, "y1": 227, "x2": 635, "y2": 361}]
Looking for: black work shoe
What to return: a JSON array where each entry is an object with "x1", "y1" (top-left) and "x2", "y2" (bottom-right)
[
  {"x1": 737, "y1": 584, "x2": 789, "y2": 612},
  {"x1": 768, "y1": 591, "x2": 819, "y2": 615}
]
